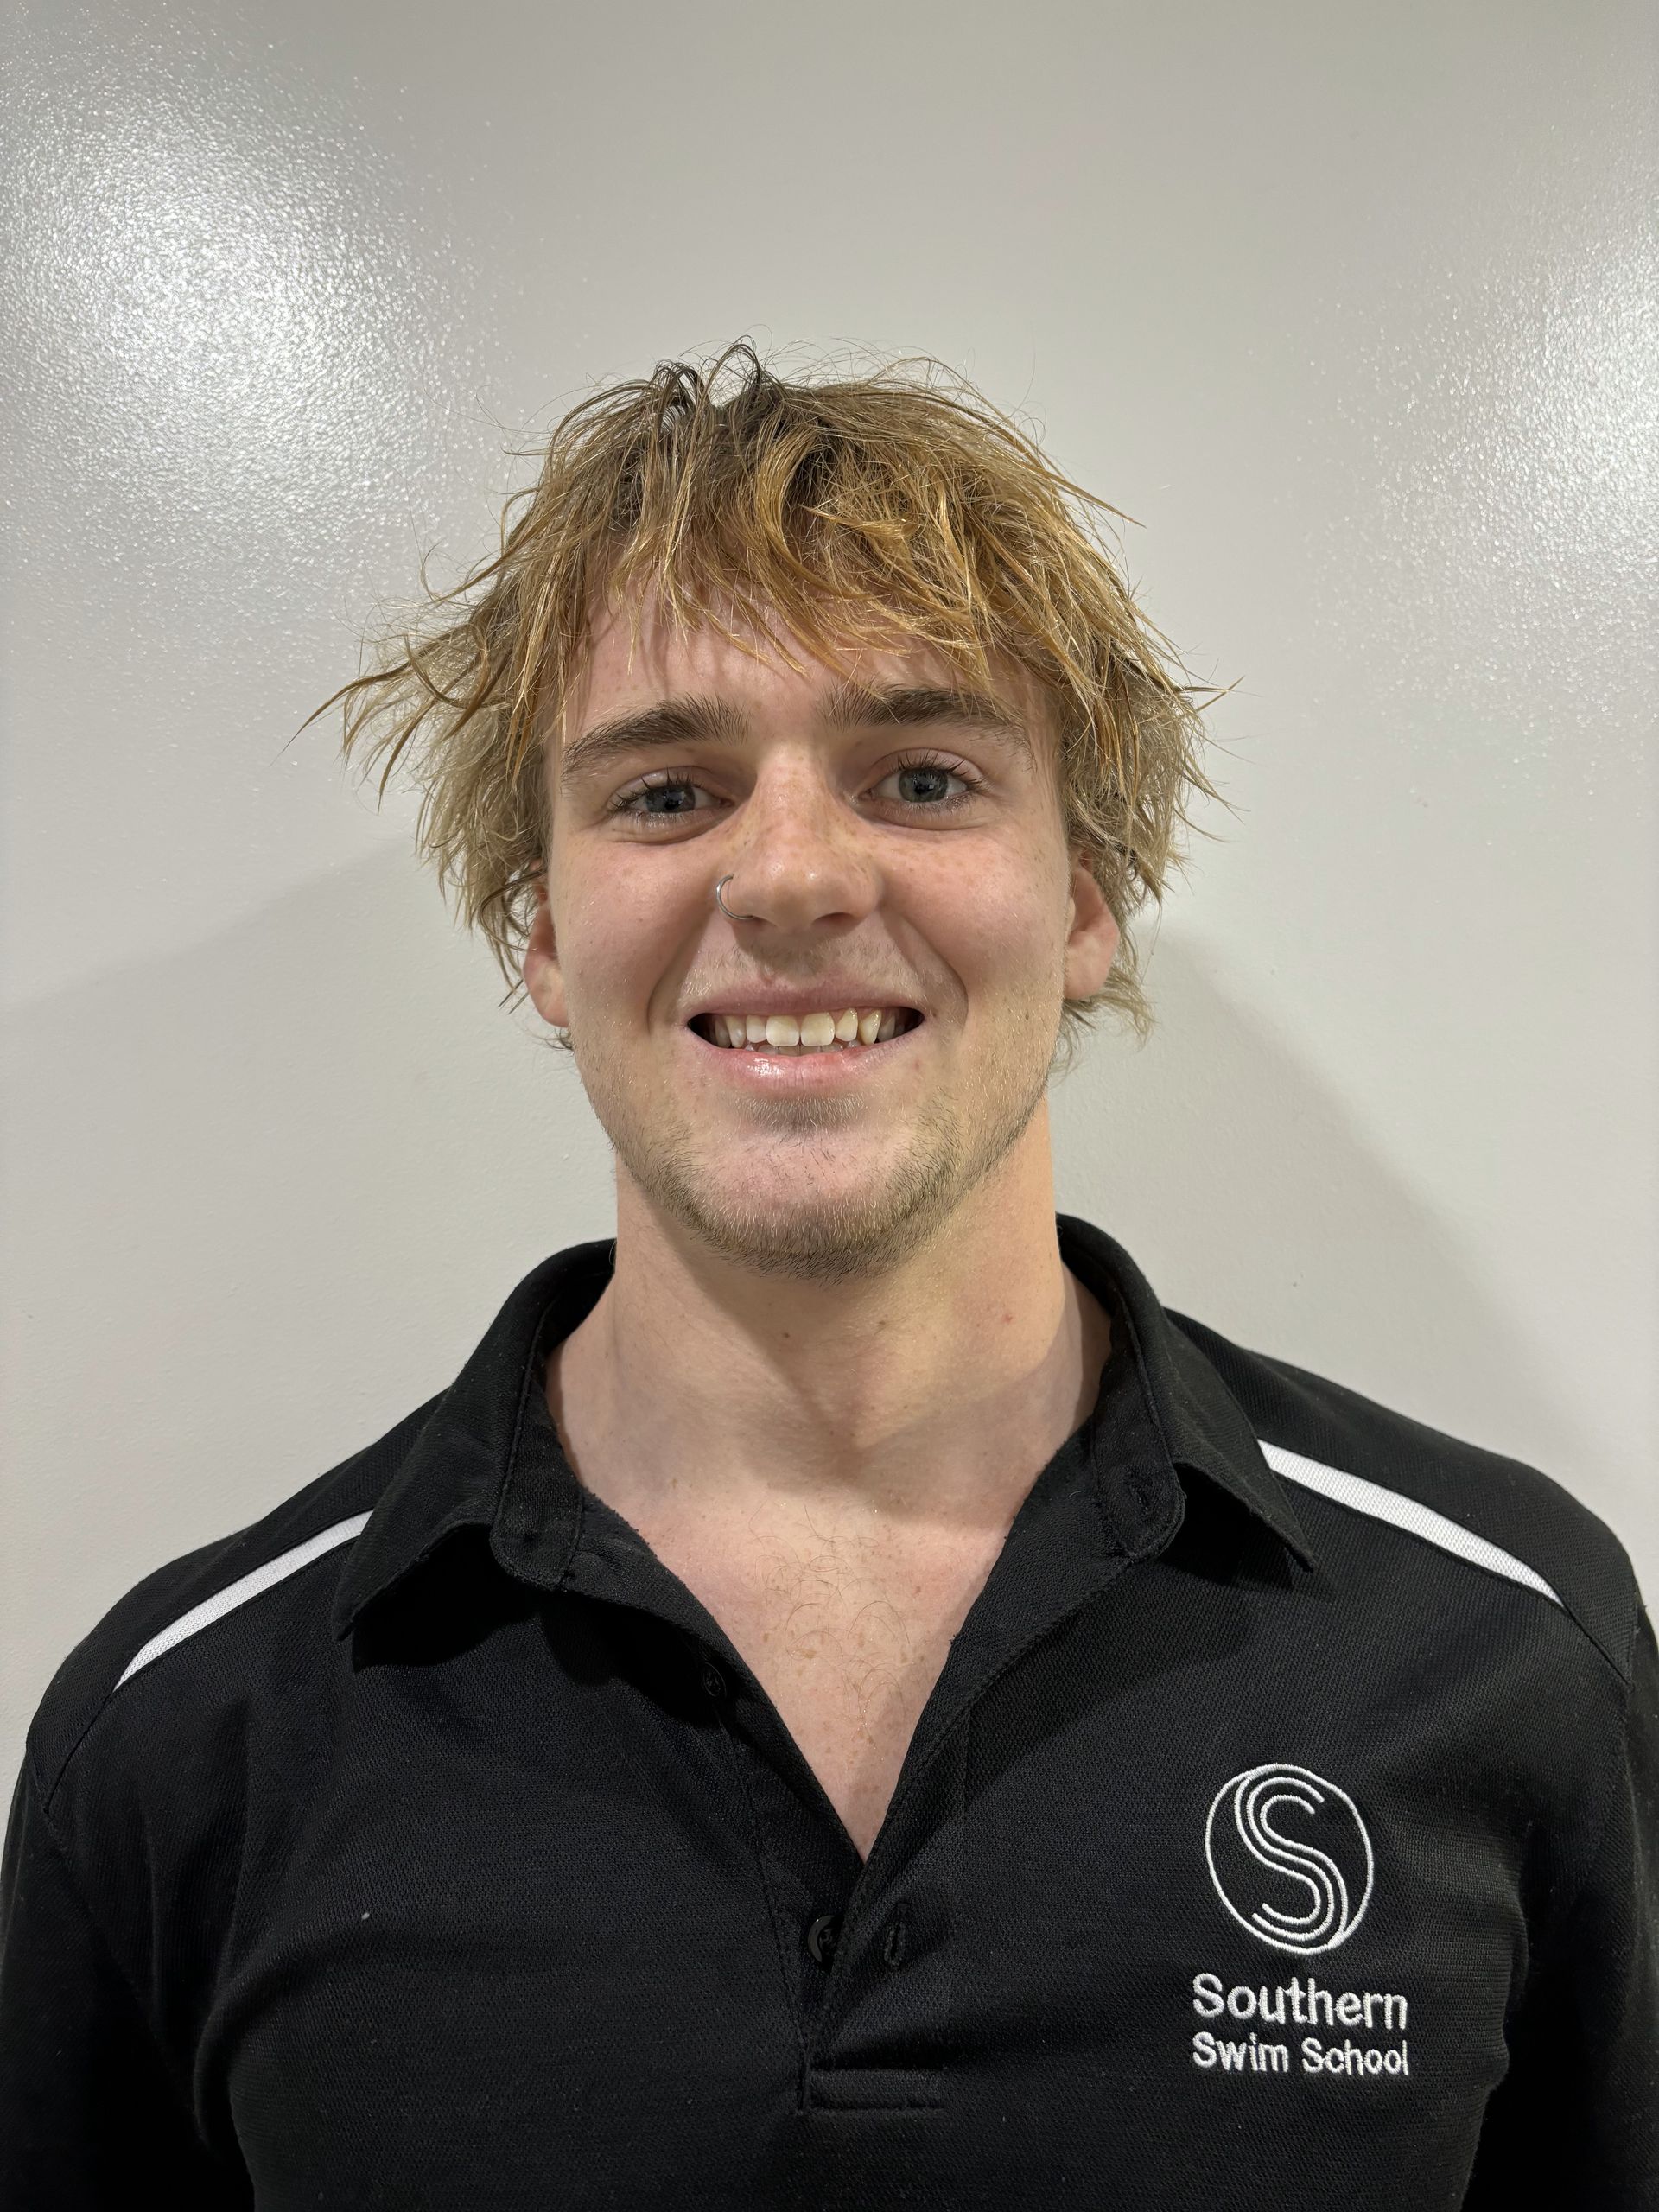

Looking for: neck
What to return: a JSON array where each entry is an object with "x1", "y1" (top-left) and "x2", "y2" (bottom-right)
[{"x1": 545, "y1": 1123, "x2": 1113, "y2": 1540}]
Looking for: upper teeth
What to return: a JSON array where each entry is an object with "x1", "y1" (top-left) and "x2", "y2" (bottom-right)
[{"x1": 705, "y1": 1007, "x2": 912, "y2": 1051}]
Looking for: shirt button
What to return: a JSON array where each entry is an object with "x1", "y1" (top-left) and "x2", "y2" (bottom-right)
[
  {"x1": 806, "y1": 1913, "x2": 841, "y2": 1966},
  {"x1": 701, "y1": 1661, "x2": 726, "y2": 1700}
]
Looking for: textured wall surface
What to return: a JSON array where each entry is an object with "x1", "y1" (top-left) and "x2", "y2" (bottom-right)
[{"x1": 3, "y1": 0, "x2": 1654, "y2": 1782}]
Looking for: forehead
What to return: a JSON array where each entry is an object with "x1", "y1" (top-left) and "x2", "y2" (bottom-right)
[{"x1": 555, "y1": 587, "x2": 1046, "y2": 743}]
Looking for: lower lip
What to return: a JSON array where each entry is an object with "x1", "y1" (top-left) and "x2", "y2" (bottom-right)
[{"x1": 683, "y1": 1018, "x2": 926, "y2": 1088}]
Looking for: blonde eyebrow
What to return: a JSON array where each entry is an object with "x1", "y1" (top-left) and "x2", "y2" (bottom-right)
[{"x1": 557, "y1": 680, "x2": 1033, "y2": 791}]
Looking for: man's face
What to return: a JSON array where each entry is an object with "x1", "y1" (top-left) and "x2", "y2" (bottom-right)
[{"x1": 523, "y1": 592, "x2": 1120, "y2": 1284}]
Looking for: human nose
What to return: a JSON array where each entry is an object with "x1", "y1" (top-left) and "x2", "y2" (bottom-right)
[{"x1": 714, "y1": 752, "x2": 882, "y2": 931}]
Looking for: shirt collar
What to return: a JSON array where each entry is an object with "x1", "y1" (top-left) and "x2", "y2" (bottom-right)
[
  {"x1": 330, "y1": 1211, "x2": 1316, "y2": 1641},
  {"x1": 1057, "y1": 1212, "x2": 1318, "y2": 1572}
]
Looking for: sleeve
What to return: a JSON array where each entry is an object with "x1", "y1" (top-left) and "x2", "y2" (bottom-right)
[
  {"x1": 1462, "y1": 1601, "x2": 1659, "y2": 2209},
  {"x1": 0, "y1": 1751, "x2": 248, "y2": 2209}
]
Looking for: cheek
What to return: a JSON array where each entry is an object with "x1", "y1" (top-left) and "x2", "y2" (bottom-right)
[
  {"x1": 594, "y1": 911, "x2": 785, "y2": 1058},
  {"x1": 558, "y1": 868, "x2": 680, "y2": 996},
  {"x1": 930, "y1": 856, "x2": 1064, "y2": 983}
]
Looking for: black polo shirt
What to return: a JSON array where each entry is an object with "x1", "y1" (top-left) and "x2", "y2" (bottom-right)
[{"x1": 3, "y1": 1212, "x2": 1655, "y2": 2209}]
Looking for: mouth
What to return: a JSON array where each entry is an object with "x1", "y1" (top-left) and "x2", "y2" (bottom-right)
[
  {"x1": 681, "y1": 1007, "x2": 929, "y2": 1089},
  {"x1": 687, "y1": 1008, "x2": 925, "y2": 1054}
]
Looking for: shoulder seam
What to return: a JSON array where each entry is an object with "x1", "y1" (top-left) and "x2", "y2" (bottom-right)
[
  {"x1": 1533, "y1": 1630, "x2": 1642, "y2": 1953},
  {"x1": 111, "y1": 1512, "x2": 371, "y2": 1691},
  {"x1": 1257, "y1": 1440, "x2": 1565, "y2": 1605},
  {"x1": 38, "y1": 1512, "x2": 373, "y2": 1807},
  {"x1": 23, "y1": 1745, "x2": 203, "y2": 2133},
  {"x1": 1258, "y1": 1439, "x2": 1632, "y2": 1686}
]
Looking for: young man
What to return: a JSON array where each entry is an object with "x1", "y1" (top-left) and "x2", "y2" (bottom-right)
[{"x1": 3, "y1": 344, "x2": 1654, "y2": 2209}]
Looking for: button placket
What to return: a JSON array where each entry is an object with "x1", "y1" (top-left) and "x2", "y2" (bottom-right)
[{"x1": 880, "y1": 1906, "x2": 908, "y2": 1968}]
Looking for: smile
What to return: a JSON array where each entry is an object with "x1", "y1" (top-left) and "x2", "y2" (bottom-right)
[
  {"x1": 688, "y1": 1007, "x2": 924, "y2": 1053},
  {"x1": 682, "y1": 1009, "x2": 927, "y2": 1086}
]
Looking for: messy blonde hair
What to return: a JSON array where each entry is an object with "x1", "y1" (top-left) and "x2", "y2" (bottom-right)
[{"x1": 302, "y1": 339, "x2": 1230, "y2": 1071}]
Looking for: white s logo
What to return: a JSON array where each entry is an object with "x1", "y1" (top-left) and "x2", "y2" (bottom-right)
[{"x1": 1205, "y1": 1764, "x2": 1374, "y2": 1955}]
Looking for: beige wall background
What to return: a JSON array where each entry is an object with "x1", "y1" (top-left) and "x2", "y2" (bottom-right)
[{"x1": 3, "y1": 0, "x2": 1654, "y2": 1788}]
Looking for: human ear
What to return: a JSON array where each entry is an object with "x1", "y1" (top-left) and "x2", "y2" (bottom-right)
[
  {"x1": 521, "y1": 874, "x2": 571, "y2": 1031},
  {"x1": 1060, "y1": 853, "x2": 1121, "y2": 1002}
]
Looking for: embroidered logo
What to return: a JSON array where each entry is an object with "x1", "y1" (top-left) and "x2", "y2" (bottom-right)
[{"x1": 1205, "y1": 1764, "x2": 1374, "y2": 1955}]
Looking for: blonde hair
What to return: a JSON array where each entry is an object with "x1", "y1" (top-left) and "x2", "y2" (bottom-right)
[{"x1": 302, "y1": 339, "x2": 1231, "y2": 1071}]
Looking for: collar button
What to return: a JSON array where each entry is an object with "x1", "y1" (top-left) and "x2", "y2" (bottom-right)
[{"x1": 806, "y1": 1913, "x2": 841, "y2": 1966}]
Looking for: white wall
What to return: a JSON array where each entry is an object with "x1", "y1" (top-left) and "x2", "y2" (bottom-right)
[{"x1": 3, "y1": 0, "x2": 1653, "y2": 1784}]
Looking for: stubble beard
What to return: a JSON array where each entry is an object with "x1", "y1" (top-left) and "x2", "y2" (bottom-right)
[{"x1": 569, "y1": 1016, "x2": 1058, "y2": 1289}]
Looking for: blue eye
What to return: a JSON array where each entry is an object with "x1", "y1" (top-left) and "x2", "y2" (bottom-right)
[{"x1": 604, "y1": 751, "x2": 985, "y2": 825}]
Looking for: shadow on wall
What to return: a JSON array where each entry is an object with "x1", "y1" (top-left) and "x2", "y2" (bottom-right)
[
  {"x1": 1, "y1": 843, "x2": 1632, "y2": 1779},
  {"x1": 1052, "y1": 946, "x2": 1580, "y2": 1453}
]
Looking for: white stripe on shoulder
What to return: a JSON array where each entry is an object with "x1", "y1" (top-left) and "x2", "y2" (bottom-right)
[
  {"x1": 114, "y1": 1512, "x2": 372, "y2": 1689},
  {"x1": 1257, "y1": 1440, "x2": 1562, "y2": 1606}
]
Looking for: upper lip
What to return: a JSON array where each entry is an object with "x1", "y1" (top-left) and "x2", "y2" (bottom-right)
[{"x1": 683, "y1": 984, "x2": 925, "y2": 1024}]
